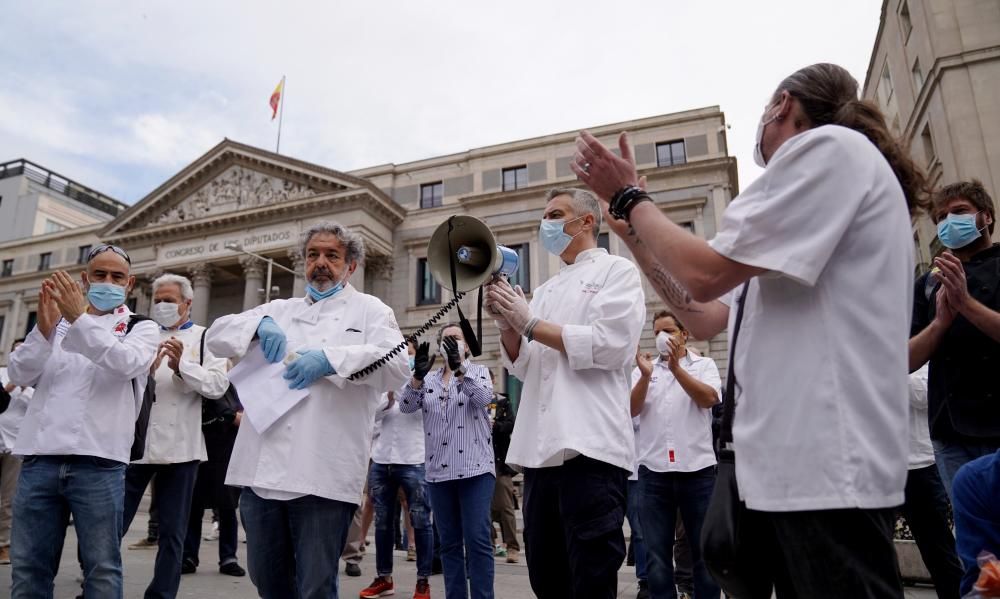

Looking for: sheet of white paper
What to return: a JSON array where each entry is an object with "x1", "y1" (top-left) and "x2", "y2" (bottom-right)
[{"x1": 227, "y1": 346, "x2": 309, "y2": 434}]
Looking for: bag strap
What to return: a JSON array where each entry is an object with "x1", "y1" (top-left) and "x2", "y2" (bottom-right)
[
  {"x1": 445, "y1": 216, "x2": 483, "y2": 357},
  {"x1": 199, "y1": 328, "x2": 207, "y2": 366},
  {"x1": 719, "y1": 281, "x2": 751, "y2": 449}
]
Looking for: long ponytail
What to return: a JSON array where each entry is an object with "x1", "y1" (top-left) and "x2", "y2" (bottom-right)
[{"x1": 776, "y1": 63, "x2": 929, "y2": 216}]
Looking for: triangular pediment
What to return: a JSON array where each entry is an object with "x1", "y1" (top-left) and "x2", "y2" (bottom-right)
[{"x1": 103, "y1": 139, "x2": 391, "y2": 238}]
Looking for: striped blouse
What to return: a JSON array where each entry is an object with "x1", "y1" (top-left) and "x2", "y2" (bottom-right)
[{"x1": 399, "y1": 362, "x2": 496, "y2": 483}]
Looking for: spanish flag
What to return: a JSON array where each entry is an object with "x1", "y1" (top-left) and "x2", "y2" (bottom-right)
[{"x1": 269, "y1": 77, "x2": 284, "y2": 120}]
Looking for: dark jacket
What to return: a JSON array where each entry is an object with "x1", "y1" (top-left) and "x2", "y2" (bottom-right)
[{"x1": 492, "y1": 394, "x2": 516, "y2": 476}]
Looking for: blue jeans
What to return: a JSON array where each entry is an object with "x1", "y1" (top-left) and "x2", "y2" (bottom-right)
[
  {"x1": 240, "y1": 489, "x2": 356, "y2": 599},
  {"x1": 626, "y1": 480, "x2": 648, "y2": 582},
  {"x1": 368, "y1": 463, "x2": 433, "y2": 579},
  {"x1": 11, "y1": 455, "x2": 126, "y2": 599},
  {"x1": 426, "y1": 474, "x2": 495, "y2": 599},
  {"x1": 933, "y1": 439, "x2": 1000, "y2": 501},
  {"x1": 638, "y1": 466, "x2": 720, "y2": 599},
  {"x1": 122, "y1": 461, "x2": 200, "y2": 599}
]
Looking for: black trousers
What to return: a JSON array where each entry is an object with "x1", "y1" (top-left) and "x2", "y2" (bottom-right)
[
  {"x1": 522, "y1": 456, "x2": 627, "y2": 599},
  {"x1": 738, "y1": 507, "x2": 904, "y2": 599},
  {"x1": 902, "y1": 465, "x2": 962, "y2": 599}
]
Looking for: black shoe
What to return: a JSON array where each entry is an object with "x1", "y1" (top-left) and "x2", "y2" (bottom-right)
[
  {"x1": 637, "y1": 580, "x2": 650, "y2": 599},
  {"x1": 181, "y1": 558, "x2": 197, "y2": 575},
  {"x1": 219, "y1": 562, "x2": 246, "y2": 577},
  {"x1": 344, "y1": 562, "x2": 362, "y2": 577}
]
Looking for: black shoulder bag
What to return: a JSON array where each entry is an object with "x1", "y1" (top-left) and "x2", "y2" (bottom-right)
[
  {"x1": 127, "y1": 315, "x2": 155, "y2": 462},
  {"x1": 700, "y1": 282, "x2": 760, "y2": 597},
  {"x1": 198, "y1": 329, "x2": 242, "y2": 426}
]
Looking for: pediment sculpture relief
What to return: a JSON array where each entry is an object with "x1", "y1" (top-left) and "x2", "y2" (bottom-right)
[{"x1": 152, "y1": 166, "x2": 317, "y2": 225}]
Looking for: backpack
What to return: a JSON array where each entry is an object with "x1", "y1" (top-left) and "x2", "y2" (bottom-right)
[
  {"x1": 198, "y1": 329, "x2": 242, "y2": 426},
  {"x1": 127, "y1": 315, "x2": 155, "y2": 462}
]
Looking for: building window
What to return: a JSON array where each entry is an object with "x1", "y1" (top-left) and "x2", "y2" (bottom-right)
[
  {"x1": 912, "y1": 59, "x2": 924, "y2": 93},
  {"x1": 0, "y1": 315, "x2": 4, "y2": 346},
  {"x1": 656, "y1": 140, "x2": 686, "y2": 167},
  {"x1": 1, "y1": 259, "x2": 11, "y2": 277},
  {"x1": 598, "y1": 232, "x2": 611, "y2": 252},
  {"x1": 502, "y1": 166, "x2": 528, "y2": 191},
  {"x1": 416, "y1": 258, "x2": 441, "y2": 305},
  {"x1": 38, "y1": 252, "x2": 51, "y2": 271},
  {"x1": 900, "y1": 1, "x2": 913, "y2": 41},
  {"x1": 878, "y1": 62, "x2": 895, "y2": 107},
  {"x1": 43, "y1": 220, "x2": 67, "y2": 234},
  {"x1": 25, "y1": 311, "x2": 37, "y2": 336},
  {"x1": 419, "y1": 182, "x2": 443, "y2": 209},
  {"x1": 77, "y1": 244, "x2": 92, "y2": 265},
  {"x1": 507, "y1": 243, "x2": 531, "y2": 292},
  {"x1": 921, "y1": 123, "x2": 936, "y2": 166}
]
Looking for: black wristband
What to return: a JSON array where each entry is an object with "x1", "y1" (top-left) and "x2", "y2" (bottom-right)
[{"x1": 608, "y1": 185, "x2": 652, "y2": 222}]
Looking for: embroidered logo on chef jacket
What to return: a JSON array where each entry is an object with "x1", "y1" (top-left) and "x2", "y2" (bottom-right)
[
  {"x1": 581, "y1": 282, "x2": 603, "y2": 295},
  {"x1": 113, "y1": 320, "x2": 129, "y2": 338}
]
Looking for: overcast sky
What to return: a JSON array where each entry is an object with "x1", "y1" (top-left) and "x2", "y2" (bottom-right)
[{"x1": 0, "y1": 1, "x2": 883, "y2": 205}]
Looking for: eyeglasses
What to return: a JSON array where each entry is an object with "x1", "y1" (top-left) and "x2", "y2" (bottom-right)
[{"x1": 87, "y1": 244, "x2": 132, "y2": 265}]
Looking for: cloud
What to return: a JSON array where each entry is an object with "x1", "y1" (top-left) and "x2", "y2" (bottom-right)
[{"x1": 0, "y1": 0, "x2": 883, "y2": 203}]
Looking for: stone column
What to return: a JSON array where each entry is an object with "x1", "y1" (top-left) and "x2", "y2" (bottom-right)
[
  {"x1": 365, "y1": 254, "x2": 394, "y2": 301},
  {"x1": 351, "y1": 262, "x2": 366, "y2": 294},
  {"x1": 240, "y1": 255, "x2": 265, "y2": 310},
  {"x1": 188, "y1": 264, "x2": 213, "y2": 326},
  {"x1": 288, "y1": 249, "x2": 307, "y2": 298},
  {"x1": 2, "y1": 291, "x2": 24, "y2": 362}
]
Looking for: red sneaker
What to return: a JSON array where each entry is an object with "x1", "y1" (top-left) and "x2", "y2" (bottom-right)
[
  {"x1": 413, "y1": 578, "x2": 431, "y2": 599},
  {"x1": 360, "y1": 576, "x2": 395, "y2": 598}
]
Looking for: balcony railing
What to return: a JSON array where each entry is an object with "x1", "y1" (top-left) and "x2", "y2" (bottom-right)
[{"x1": 0, "y1": 159, "x2": 126, "y2": 217}]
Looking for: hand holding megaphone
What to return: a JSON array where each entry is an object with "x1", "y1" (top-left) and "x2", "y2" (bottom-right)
[{"x1": 486, "y1": 279, "x2": 533, "y2": 336}]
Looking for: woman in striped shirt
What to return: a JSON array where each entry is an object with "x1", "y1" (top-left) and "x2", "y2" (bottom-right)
[{"x1": 400, "y1": 323, "x2": 496, "y2": 599}]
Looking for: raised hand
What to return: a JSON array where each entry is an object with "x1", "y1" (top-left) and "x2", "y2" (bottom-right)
[
  {"x1": 571, "y1": 131, "x2": 640, "y2": 202},
  {"x1": 488, "y1": 283, "x2": 533, "y2": 336},
  {"x1": 36, "y1": 284, "x2": 62, "y2": 339},
  {"x1": 412, "y1": 342, "x2": 437, "y2": 382},
  {"x1": 933, "y1": 253, "x2": 970, "y2": 314},
  {"x1": 443, "y1": 336, "x2": 463, "y2": 372},
  {"x1": 48, "y1": 271, "x2": 89, "y2": 322},
  {"x1": 162, "y1": 338, "x2": 184, "y2": 373},
  {"x1": 636, "y1": 348, "x2": 653, "y2": 378}
]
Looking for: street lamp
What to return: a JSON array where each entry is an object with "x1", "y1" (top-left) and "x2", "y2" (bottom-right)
[{"x1": 224, "y1": 242, "x2": 297, "y2": 303}]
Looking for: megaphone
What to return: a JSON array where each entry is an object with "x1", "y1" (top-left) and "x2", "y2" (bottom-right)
[{"x1": 427, "y1": 215, "x2": 519, "y2": 293}]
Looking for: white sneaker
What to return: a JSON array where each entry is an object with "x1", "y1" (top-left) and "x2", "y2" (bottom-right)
[{"x1": 203, "y1": 521, "x2": 220, "y2": 541}]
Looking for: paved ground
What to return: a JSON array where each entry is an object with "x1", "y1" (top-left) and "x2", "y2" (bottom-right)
[{"x1": 0, "y1": 502, "x2": 942, "y2": 598}]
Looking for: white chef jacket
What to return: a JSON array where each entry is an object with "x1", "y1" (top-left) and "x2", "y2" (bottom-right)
[
  {"x1": 371, "y1": 391, "x2": 426, "y2": 466},
  {"x1": 710, "y1": 125, "x2": 913, "y2": 511},
  {"x1": 501, "y1": 248, "x2": 646, "y2": 471},
  {"x1": 207, "y1": 285, "x2": 409, "y2": 504},
  {"x1": 907, "y1": 364, "x2": 935, "y2": 470},
  {"x1": 0, "y1": 367, "x2": 33, "y2": 453},
  {"x1": 7, "y1": 306, "x2": 160, "y2": 463},
  {"x1": 134, "y1": 323, "x2": 230, "y2": 465},
  {"x1": 632, "y1": 352, "x2": 721, "y2": 473}
]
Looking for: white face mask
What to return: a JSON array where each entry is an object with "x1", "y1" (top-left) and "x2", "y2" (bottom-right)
[
  {"x1": 655, "y1": 332, "x2": 673, "y2": 356},
  {"x1": 151, "y1": 302, "x2": 182, "y2": 328},
  {"x1": 753, "y1": 103, "x2": 779, "y2": 168}
]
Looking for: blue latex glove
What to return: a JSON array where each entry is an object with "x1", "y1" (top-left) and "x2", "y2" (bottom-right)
[
  {"x1": 256, "y1": 316, "x2": 287, "y2": 363},
  {"x1": 283, "y1": 349, "x2": 335, "y2": 390}
]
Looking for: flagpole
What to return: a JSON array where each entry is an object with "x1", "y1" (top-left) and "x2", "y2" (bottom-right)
[{"x1": 275, "y1": 75, "x2": 286, "y2": 154}]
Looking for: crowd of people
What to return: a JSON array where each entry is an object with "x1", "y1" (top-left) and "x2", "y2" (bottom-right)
[{"x1": 0, "y1": 62, "x2": 998, "y2": 599}]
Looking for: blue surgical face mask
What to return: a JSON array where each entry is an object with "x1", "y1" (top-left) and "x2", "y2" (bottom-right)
[
  {"x1": 539, "y1": 215, "x2": 585, "y2": 256},
  {"x1": 87, "y1": 283, "x2": 127, "y2": 312},
  {"x1": 408, "y1": 356, "x2": 416, "y2": 371},
  {"x1": 306, "y1": 273, "x2": 348, "y2": 302},
  {"x1": 937, "y1": 212, "x2": 985, "y2": 249}
]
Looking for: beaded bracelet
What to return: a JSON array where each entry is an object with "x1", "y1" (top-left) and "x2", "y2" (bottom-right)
[{"x1": 608, "y1": 185, "x2": 652, "y2": 222}]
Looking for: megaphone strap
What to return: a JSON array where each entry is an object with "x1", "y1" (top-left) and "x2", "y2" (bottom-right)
[{"x1": 446, "y1": 217, "x2": 483, "y2": 358}]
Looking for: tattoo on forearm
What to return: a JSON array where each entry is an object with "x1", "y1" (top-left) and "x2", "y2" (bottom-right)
[{"x1": 648, "y1": 265, "x2": 703, "y2": 313}]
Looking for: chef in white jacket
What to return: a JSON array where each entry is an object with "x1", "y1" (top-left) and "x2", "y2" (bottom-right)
[
  {"x1": 0, "y1": 339, "x2": 33, "y2": 566},
  {"x1": 121, "y1": 273, "x2": 234, "y2": 598},
  {"x1": 487, "y1": 187, "x2": 646, "y2": 599},
  {"x1": 206, "y1": 221, "x2": 409, "y2": 599},
  {"x1": 6, "y1": 245, "x2": 159, "y2": 599}
]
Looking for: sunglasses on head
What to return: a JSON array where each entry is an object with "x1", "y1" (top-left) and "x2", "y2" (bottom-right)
[{"x1": 87, "y1": 244, "x2": 132, "y2": 265}]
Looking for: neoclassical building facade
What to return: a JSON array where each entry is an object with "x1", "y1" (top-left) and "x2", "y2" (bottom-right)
[{"x1": 0, "y1": 106, "x2": 738, "y2": 402}]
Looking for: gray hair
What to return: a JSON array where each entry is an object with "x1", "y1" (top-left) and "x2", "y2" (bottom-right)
[
  {"x1": 152, "y1": 273, "x2": 194, "y2": 301},
  {"x1": 299, "y1": 221, "x2": 366, "y2": 265},
  {"x1": 544, "y1": 187, "x2": 602, "y2": 240}
]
